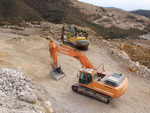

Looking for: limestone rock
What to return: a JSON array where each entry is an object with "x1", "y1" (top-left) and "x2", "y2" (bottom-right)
[
  {"x1": 44, "y1": 101, "x2": 53, "y2": 113},
  {"x1": 18, "y1": 91, "x2": 37, "y2": 104},
  {"x1": 41, "y1": 101, "x2": 53, "y2": 113},
  {"x1": 0, "y1": 68, "x2": 34, "y2": 96}
]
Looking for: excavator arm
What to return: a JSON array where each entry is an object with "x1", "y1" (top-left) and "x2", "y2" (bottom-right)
[{"x1": 49, "y1": 39, "x2": 94, "y2": 80}]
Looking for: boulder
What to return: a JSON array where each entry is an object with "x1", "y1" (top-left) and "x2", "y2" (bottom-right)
[{"x1": 18, "y1": 91, "x2": 37, "y2": 104}]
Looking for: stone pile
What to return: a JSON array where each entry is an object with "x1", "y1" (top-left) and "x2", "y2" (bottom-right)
[{"x1": 0, "y1": 68, "x2": 34, "y2": 96}]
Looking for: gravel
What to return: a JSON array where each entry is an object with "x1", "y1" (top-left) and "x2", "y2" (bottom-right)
[
  {"x1": 0, "y1": 68, "x2": 53, "y2": 113},
  {"x1": 0, "y1": 68, "x2": 34, "y2": 96}
]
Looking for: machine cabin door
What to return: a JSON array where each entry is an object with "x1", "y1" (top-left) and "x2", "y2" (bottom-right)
[{"x1": 79, "y1": 72, "x2": 93, "y2": 88}]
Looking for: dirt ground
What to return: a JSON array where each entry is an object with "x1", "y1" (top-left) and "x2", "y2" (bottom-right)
[{"x1": 0, "y1": 28, "x2": 150, "y2": 113}]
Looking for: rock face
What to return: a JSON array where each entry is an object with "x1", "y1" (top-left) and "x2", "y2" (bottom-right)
[
  {"x1": 107, "y1": 41, "x2": 150, "y2": 78},
  {"x1": 0, "y1": 68, "x2": 34, "y2": 96},
  {"x1": 0, "y1": 68, "x2": 53, "y2": 113}
]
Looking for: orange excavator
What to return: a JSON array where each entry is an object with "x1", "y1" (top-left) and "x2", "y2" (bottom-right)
[{"x1": 49, "y1": 39, "x2": 128, "y2": 103}]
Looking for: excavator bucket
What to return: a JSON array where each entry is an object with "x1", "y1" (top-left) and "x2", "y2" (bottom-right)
[{"x1": 50, "y1": 66, "x2": 66, "y2": 80}]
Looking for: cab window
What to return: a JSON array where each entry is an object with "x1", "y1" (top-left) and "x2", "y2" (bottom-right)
[
  {"x1": 79, "y1": 72, "x2": 92, "y2": 85},
  {"x1": 93, "y1": 73, "x2": 97, "y2": 79},
  {"x1": 87, "y1": 73, "x2": 92, "y2": 83}
]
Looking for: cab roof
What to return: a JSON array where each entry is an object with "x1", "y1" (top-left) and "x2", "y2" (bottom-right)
[{"x1": 80, "y1": 68, "x2": 96, "y2": 74}]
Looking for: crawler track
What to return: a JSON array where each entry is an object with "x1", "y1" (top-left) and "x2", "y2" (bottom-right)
[{"x1": 72, "y1": 84, "x2": 111, "y2": 104}]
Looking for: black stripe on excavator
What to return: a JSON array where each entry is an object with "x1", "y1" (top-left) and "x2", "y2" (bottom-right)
[
  {"x1": 72, "y1": 83, "x2": 111, "y2": 104},
  {"x1": 104, "y1": 86, "x2": 113, "y2": 89}
]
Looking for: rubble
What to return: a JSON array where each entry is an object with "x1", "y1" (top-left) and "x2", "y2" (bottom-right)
[
  {"x1": 0, "y1": 89, "x2": 45, "y2": 113},
  {"x1": 0, "y1": 68, "x2": 54, "y2": 112},
  {"x1": 20, "y1": 39, "x2": 25, "y2": 43},
  {"x1": 18, "y1": 91, "x2": 37, "y2": 104},
  {"x1": 128, "y1": 61, "x2": 150, "y2": 77},
  {"x1": 0, "y1": 68, "x2": 34, "y2": 96}
]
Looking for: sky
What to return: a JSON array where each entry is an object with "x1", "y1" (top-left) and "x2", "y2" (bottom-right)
[{"x1": 78, "y1": 0, "x2": 150, "y2": 11}]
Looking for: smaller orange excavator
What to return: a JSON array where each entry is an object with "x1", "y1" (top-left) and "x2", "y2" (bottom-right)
[{"x1": 49, "y1": 39, "x2": 128, "y2": 103}]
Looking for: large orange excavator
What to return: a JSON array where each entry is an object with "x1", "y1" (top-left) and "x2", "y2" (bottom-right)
[{"x1": 49, "y1": 39, "x2": 128, "y2": 103}]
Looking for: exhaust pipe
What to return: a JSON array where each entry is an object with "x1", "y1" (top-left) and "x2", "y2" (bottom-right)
[{"x1": 50, "y1": 66, "x2": 66, "y2": 80}]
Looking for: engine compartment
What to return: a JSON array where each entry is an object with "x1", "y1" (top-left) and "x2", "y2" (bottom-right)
[{"x1": 105, "y1": 73, "x2": 125, "y2": 87}]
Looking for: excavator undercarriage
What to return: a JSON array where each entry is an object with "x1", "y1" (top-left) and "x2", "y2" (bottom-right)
[{"x1": 72, "y1": 84, "x2": 111, "y2": 104}]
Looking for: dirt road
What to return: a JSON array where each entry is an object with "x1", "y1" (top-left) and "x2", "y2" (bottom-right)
[{"x1": 0, "y1": 28, "x2": 150, "y2": 113}]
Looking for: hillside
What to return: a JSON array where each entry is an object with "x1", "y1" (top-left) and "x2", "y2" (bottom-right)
[
  {"x1": 104, "y1": 7, "x2": 124, "y2": 10},
  {"x1": 0, "y1": 0, "x2": 150, "y2": 39},
  {"x1": 0, "y1": 0, "x2": 89, "y2": 25},
  {"x1": 131, "y1": 10, "x2": 150, "y2": 18},
  {"x1": 0, "y1": 0, "x2": 43, "y2": 25},
  {"x1": 20, "y1": 0, "x2": 73, "y2": 23},
  {"x1": 73, "y1": 1, "x2": 150, "y2": 29}
]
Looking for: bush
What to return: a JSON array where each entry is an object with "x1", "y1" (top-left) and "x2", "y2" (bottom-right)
[
  {"x1": 74, "y1": 26, "x2": 78, "y2": 33},
  {"x1": 136, "y1": 19, "x2": 145, "y2": 23},
  {"x1": 0, "y1": 21, "x2": 9, "y2": 26}
]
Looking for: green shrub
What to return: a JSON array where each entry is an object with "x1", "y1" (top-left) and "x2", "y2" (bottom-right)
[
  {"x1": 136, "y1": 19, "x2": 145, "y2": 23},
  {"x1": 0, "y1": 21, "x2": 9, "y2": 26}
]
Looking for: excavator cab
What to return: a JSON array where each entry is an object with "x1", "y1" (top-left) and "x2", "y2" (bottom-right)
[
  {"x1": 78, "y1": 68, "x2": 98, "y2": 84},
  {"x1": 79, "y1": 72, "x2": 93, "y2": 85}
]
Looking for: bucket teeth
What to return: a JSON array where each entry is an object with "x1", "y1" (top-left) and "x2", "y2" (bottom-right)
[{"x1": 56, "y1": 74, "x2": 66, "y2": 80}]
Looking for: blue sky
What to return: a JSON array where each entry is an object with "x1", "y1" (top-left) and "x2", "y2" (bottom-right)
[{"x1": 78, "y1": 0, "x2": 150, "y2": 11}]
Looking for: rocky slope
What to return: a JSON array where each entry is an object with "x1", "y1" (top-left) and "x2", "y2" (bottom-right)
[
  {"x1": 131, "y1": 10, "x2": 150, "y2": 18},
  {"x1": 72, "y1": 0, "x2": 150, "y2": 30},
  {"x1": 0, "y1": 0, "x2": 150, "y2": 39},
  {"x1": 0, "y1": 68, "x2": 53, "y2": 113},
  {"x1": 0, "y1": 0, "x2": 43, "y2": 24}
]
